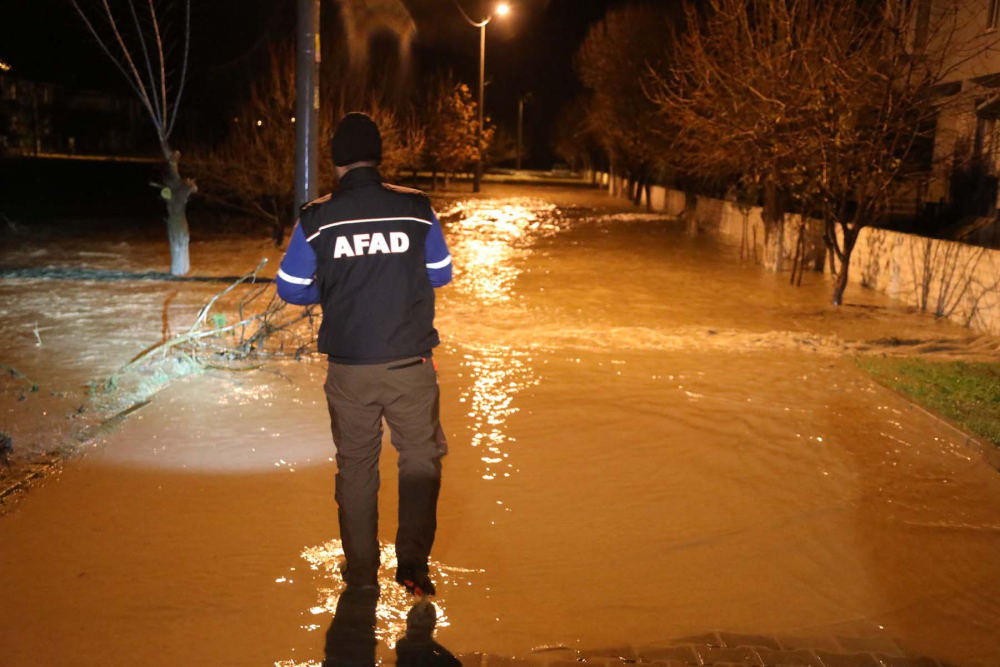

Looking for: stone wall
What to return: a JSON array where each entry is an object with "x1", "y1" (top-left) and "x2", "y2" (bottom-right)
[
  {"x1": 852, "y1": 228, "x2": 1000, "y2": 333},
  {"x1": 591, "y1": 171, "x2": 1000, "y2": 336},
  {"x1": 599, "y1": 172, "x2": 826, "y2": 269}
]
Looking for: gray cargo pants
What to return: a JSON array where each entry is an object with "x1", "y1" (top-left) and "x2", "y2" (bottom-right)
[{"x1": 324, "y1": 356, "x2": 446, "y2": 586}]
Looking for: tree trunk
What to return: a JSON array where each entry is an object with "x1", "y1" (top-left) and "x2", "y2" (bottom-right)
[
  {"x1": 684, "y1": 190, "x2": 698, "y2": 236},
  {"x1": 831, "y1": 228, "x2": 857, "y2": 306},
  {"x1": 272, "y1": 217, "x2": 284, "y2": 248},
  {"x1": 431, "y1": 169, "x2": 438, "y2": 191},
  {"x1": 644, "y1": 182, "x2": 652, "y2": 211},
  {"x1": 739, "y1": 211, "x2": 749, "y2": 261},
  {"x1": 831, "y1": 257, "x2": 850, "y2": 306},
  {"x1": 444, "y1": 171, "x2": 451, "y2": 189},
  {"x1": 161, "y1": 144, "x2": 196, "y2": 276},
  {"x1": 761, "y1": 178, "x2": 785, "y2": 272},
  {"x1": 633, "y1": 179, "x2": 643, "y2": 206},
  {"x1": 272, "y1": 206, "x2": 291, "y2": 248},
  {"x1": 823, "y1": 213, "x2": 838, "y2": 276},
  {"x1": 797, "y1": 230, "x2": 807, "y2": 286},
  {"x1": 790, "y1": 222, "x2": 805, "y2": 286}
]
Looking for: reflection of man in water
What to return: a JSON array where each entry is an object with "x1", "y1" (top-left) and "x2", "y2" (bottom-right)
[
  {"x1": 322, "y1": 588, "x2": 459, "y2": 667},
  {"x1": 395, "y1": 599, "x2": 461, "y2": 667},
  {"x1": 277, "y1": 112, "x2": 453, "y2": 596}
]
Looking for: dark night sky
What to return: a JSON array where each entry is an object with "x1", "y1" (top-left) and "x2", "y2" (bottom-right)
[{"x1": 0, "y1": 0, "x2": 633, "y2": 166}]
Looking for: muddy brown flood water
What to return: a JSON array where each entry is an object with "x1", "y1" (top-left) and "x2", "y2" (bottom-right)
[{"x1": 2, "y1": 186, "x2": 1000, "y2": 666}]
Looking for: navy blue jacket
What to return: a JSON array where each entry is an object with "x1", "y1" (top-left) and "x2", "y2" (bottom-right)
[{"x1": 276, "y1": 167, "x2": 452, "y2": 363}]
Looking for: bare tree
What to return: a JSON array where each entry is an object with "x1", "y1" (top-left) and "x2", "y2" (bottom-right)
[
  {"x1": 552, "y1": 95, "x2": 603, "y2": 176},
  {"x1": 801, "y1": 1, "x2": 1000, "y2": 305},
  {"x1": 486, "y1": 125, "x2": 524, "y2": 169},
  {"x1": 364, "y1": 103, "x2": 427, "y2": 182},
  {"x1": 576, "y1": 2, "x2": 685, "y2": 211},
  {"x1": 423, "y1": 72, "x2": 493, "y2": 190},
  {"x1": 649, "y1": 0, "x2": 1000, "y2": 303},
  {"x1": 646, "y1": 0, "x2": 825, "y2": 267},
  {"x1": 191, "y1": 46, "x2": 320, "y2": 247},
  {"x1": 191, "y1": 46, "x2": 426, "y2": 246},
  {"x1": 71, "y1": 0, "x2": 195, "y2": 276}
]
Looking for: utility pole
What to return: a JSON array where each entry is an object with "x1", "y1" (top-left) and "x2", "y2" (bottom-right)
[
  {"x1": 516, "y1": 93, "x2": 530, "y2": 171},
  {"x1": 295, "y1": 0, "x2": 321, "y2": 215},
  {"x1": 517, "y1": 97, "x2": 523, "y2": 171}
]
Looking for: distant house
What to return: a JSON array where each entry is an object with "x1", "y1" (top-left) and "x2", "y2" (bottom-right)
[
  {"x1": 0, "y1": 69, "x2": 145, "y2": 158},
  {"x1": 919, "y1": 0, "x2": 1000, "y2": 247}
]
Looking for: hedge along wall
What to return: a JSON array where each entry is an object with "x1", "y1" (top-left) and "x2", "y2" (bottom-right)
[{"x1": 592, "y1": 171, "x2": 1000, "y2": 336}]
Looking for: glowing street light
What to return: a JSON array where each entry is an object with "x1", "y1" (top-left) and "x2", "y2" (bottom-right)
[{"x1": 453, "y1": 1, "x2": 512, "y2": 192}]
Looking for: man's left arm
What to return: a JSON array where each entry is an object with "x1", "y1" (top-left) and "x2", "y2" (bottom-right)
[
  {"x1": 276, "y1": 221, "x2": 321, "y2": 305},
  {"x1": 424, "y1": 211, "x2": 453, "y2": 288}
]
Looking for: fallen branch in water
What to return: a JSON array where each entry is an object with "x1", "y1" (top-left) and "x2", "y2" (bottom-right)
[
  {"x1": 188, "y1": 259, "x2": 268, "y2": 334},
  {"x1": 3, "y1": 263, "x2": 318, "y2": 505},
  {"x1": 0, "y1": 266, "x2": 274, "y2": 283},
  {"x1": 114, "y1": 259, "x2": 320, "y2": 382}
]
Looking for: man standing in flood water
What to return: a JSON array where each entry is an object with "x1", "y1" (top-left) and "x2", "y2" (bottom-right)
[{"x1": 276, "y1": 112, "x2": 453, "y2": 596}]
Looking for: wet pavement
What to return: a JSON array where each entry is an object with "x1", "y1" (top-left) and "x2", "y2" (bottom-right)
[{"x1": 2, "y1": 185, "x2": 1000, "y2": 666}]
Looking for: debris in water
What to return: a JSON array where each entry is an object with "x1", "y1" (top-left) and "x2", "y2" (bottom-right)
[{"x1": 0, "y1": 431, "x2": 12, "y2": 468}]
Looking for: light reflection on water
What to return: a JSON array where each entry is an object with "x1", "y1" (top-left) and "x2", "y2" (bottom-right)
[
  {"x1": 457, "y1": 345, "x2": 540, "y2": 481},
  {"x1": 291, "y1": 539, "x2": 482, "y2": 650},
  {"x1": 440, "y1": 198, "x2": 561, "y2": 304},
  {"x1": 216, "y1": 383, "x2": 277, "y2": 406}
]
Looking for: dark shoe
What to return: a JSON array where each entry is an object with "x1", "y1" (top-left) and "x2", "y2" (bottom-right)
[{"x1": 395, "y1": 563, "x2": 436, "y2": 597}]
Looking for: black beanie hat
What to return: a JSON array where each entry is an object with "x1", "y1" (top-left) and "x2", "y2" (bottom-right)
[{"x1": 330, "y1": 112, "x2": 382, "y2": 167}]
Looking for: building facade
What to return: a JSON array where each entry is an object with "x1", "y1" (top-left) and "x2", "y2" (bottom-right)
[
  {"x1": 0, "y1": 70, "x2": 144, "y2": 158},
  {"x1": 921, "y1": 0, "x2": 1000, "y2": 246}
]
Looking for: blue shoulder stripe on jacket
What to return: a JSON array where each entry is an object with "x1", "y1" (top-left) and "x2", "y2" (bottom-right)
[
  {"x1": 276, "y1": 222, "x2": 321, "y2": 305},
  {"x1": 424, "y1": 211, "x2": 452, "y2": 288}
]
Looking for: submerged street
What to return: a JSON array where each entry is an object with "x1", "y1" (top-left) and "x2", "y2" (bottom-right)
[{"x1": 2, "y1": 185, "x2": 1000, "y2": 666}]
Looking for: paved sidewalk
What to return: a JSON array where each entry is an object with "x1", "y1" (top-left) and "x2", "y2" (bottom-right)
[{"x1": 457, "y1": 629, "x2": 957, "y2": 667}]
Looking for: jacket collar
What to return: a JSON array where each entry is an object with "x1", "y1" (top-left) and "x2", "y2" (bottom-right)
[{"x1": 337, "y1": 166, "x2": 383, "y2": 191}]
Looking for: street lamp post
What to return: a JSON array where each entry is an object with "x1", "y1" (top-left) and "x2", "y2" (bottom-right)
[
  {"x1": 454, "y1": 1, "x2": 510, "y2": 193},
  {"x1": 477, "y1": 19, "x2": 486, "y2": 192}
]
